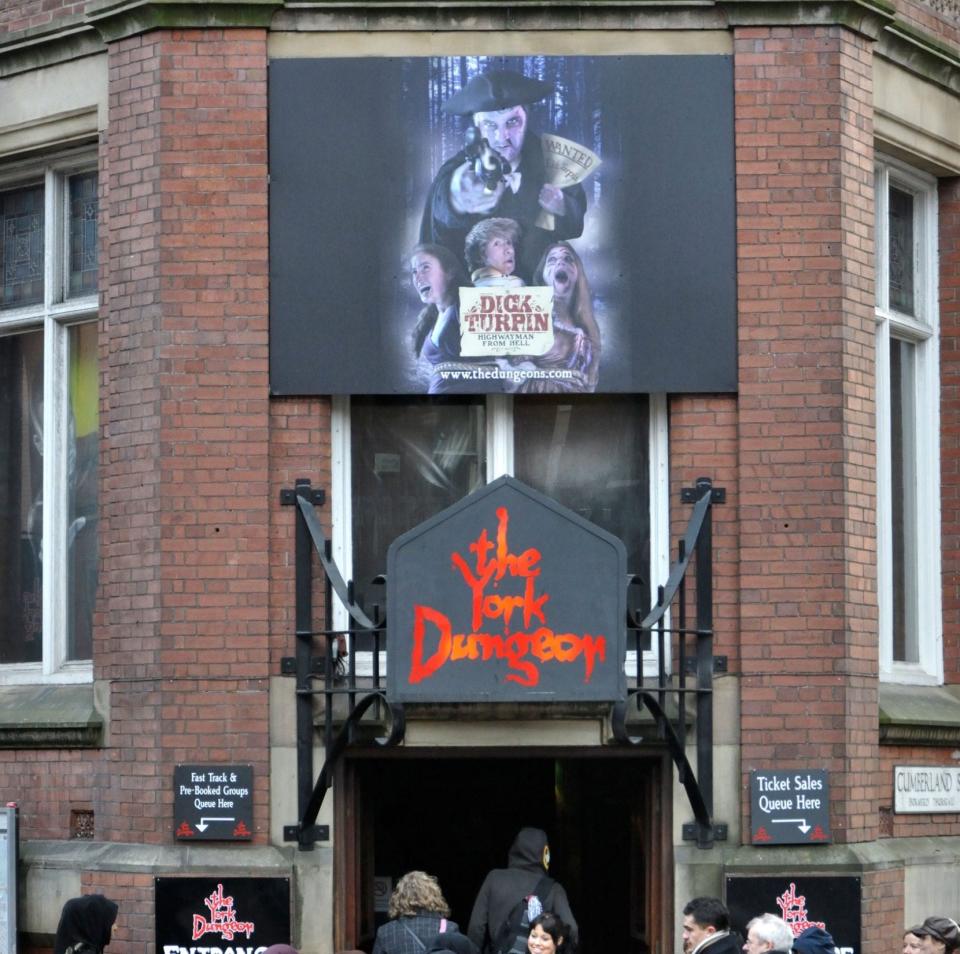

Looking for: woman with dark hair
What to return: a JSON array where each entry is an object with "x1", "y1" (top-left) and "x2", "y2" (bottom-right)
[
  {"x1": 372, "y1": 871, "x2": 459, "y2": 954},
  {"x1": 53, "y1": 895, "x2": 119, "y2": 954},
  {"x1": 527, "y1": 913, "x2": 570, "y2": 954},
  {"x1": 408, "y1": 243, "x2": 503, "y2": 394},
  {"x1": 408, "y1": 244, "x2": 471, "y2": 394}
]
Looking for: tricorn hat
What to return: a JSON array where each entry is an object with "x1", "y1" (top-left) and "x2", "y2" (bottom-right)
[
  {"x1": 442, "y1": 70, "x2": 553, "y2": 115},
  {"x1": 909, "y1": 918, "x2": 960, "y2": 951}
]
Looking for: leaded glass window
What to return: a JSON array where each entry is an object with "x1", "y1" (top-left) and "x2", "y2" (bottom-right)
[
  {"x1": 68, "y1": 172, "x2": 99, "y2": 299},
  {"x1": 889, "y1": 186, "x2": 915, "y2": 316},
  {"x1": 1, "y1": 184, "x2": 44, "y2": 309}
]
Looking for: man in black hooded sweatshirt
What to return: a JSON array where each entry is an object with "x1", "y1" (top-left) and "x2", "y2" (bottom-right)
[
  {"x1": 53, "y1": 894, "x2": 119, "y2": 954},
  {"x1": 467, "y1": 827, "x2": 578, "y2": 954}
]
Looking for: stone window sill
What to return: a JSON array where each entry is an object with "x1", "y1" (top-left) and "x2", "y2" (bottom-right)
[
  {"x1": 880, "y1": 682, "x2": 960, "y2": 746},
  {"x1": 0, "y1": 684, "x2": 102, "y2": 748}
]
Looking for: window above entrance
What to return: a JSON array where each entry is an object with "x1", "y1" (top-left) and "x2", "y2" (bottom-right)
[{"x1": 332, "y1": 393, "x2": 666, "y2": 670}]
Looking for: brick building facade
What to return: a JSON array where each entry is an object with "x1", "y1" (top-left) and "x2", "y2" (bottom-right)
[{"x1": 0, "y1": 1, "x2": 959, "y2": 953}]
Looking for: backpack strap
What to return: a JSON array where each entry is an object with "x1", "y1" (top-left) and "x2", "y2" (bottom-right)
[
  {"x1": 530, "y1": 875, "x2": 555, "y2": 907},
  {"x1": 401, "y1": 921, "x2": 428, "y2": 951}
]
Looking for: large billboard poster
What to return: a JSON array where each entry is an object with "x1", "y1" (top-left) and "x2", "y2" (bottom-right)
[{"x1": 269, "y1": 55, "x2": 736, "y2": 395}]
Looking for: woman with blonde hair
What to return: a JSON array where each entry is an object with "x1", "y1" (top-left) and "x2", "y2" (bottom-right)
[{"x1": 372, "y1": 871, "x2": 458, "y2": 954}]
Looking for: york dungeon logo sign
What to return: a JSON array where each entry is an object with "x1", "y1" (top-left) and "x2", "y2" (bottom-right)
[
  {"x1": 726, "y1": 877, "x2": 861, "y2": 954},
  {"x1": 387, "y1": 477, "x2": 627, "y2": 703},
  {"x1": 155, "y1": 878, "x2": 290, "y2": 954}
]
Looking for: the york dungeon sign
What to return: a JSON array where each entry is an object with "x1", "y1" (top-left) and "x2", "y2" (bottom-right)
[
  {"x1": 726, "y1": 877, "x2": 861, "y2": 954},
  {"x1": 387, "y1": 476, "x2": 627, "y2": 702},
  {"x1": 155, "y1": 878, "x2": 291, "y2": 954},
  {"x1": 269, "y1": 54, "x2": 736, "y2": 395}
]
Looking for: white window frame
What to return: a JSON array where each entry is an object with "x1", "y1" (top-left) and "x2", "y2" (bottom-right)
[
  {"x1": 875, "y1": 155, "x2": 942, "y2": 684},
  {"x1": 331, "y1": 393, "x2": 671, "y2": 677},
  {"x1": 0, "y1": 149, "x2": 99, "y2": 684}
]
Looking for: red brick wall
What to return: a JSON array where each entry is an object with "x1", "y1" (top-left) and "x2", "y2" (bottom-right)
[
  {"x1": 734, "y1": 24, "x2": 881, "y2": 844},
  {"x1": 268, "y1": 398, "x2": 332, "y2": 673},
  {"x1": 97, "y1": 27, "x2": 271, "y2": 844},
  {"x1": 861, "y1": 866, "x2": 905, "y2": 954},
  {"x1": 942, "y1": 177, "x2": 960, "y2": 684},
  {"x1": 0, "y1": 0, "x2": 85, "y2": 37},
  {"x1": 893, "y1": 0, "x2": 960, "y2": 52},
  {"x1": 669, "y1": 395, "x2": 740, "y2": 669}
]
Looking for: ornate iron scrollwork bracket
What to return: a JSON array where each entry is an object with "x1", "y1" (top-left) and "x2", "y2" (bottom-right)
[
  {"x1": 281, "y1": 478, "x2": 405, "y2": 851},
  {"x1": 610, "y1": 477, "x2": 728, "y2": 849}
]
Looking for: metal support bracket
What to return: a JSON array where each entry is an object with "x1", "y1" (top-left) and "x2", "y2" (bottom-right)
[
  {"x1": 611, "y1": 476, "x2": 727, "y2": 849},
  {"x1": 683, "y1": 655, "x2": 728, "y2": 675},
  {"x1": 280, "y1": 656, "x2": 327, "y2": 676},
  {"x1": 681, "y1": 480, "x2": 725, "y2": 505},
  {"x1": 283, "y1": 824, "x2": 330, "y2": 843},
  {"x1": 282, "y1": 478, "x2": 405, "y2": 850},
  {"x1": 281, "y1": 486, "x2": 325, "y2": 507},
  {"x1": 683, "y1": 822, "x2": 728, "y2": 842}
]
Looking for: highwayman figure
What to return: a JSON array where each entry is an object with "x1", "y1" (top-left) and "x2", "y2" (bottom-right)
[{"x1": 420, "y1": 70, "x2": 587, "y2": 284}]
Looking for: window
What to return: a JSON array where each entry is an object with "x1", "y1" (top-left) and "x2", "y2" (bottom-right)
[
  {"x1": 0, "y1": 153, "x2": 99, "y2": 682},
  {"x1": 333, "y1": 393, "x2": 669, "y2": 666},
  {"x1": 875, "y1": 157, "x2": 941, "y2": 683}
]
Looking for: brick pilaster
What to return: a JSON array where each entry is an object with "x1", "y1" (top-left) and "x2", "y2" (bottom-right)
[
  {"x1": 99, "y1": 28, "x2": 271, "y2": 844},
  {"x1": 735, "y1": 25, "x2": 880, "y2": 843},
  {"x1": 941, "y1": 177, "x2": 960, "y2": 684}
]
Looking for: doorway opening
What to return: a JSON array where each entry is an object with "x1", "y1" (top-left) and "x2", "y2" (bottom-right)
[{"x1": 335, "y1": 752, "x2": 671, "y2": 954}]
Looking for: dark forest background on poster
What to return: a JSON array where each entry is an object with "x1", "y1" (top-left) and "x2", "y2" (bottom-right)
[{"x1": 269, "y1": 54, "x2": 736, "y2": 395}]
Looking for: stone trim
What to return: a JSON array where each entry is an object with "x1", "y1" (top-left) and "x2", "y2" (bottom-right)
[
  {"x1": 85, "y1": 0, "x2": 281, "y2": 42},
  {"x1": 0, "y1": 685, "x2": 102, "y2": 749},
  {"x1": 880, "y1": 683, "x2": 960, "y2": 746},
  {"x1": 21, "y1": 838, "x2": 294, "y2": 873},
  {"x1": 878, "y1": 20, "x2": 960, "y2": 93},
  {"x1": 0, "y1": 23, "x2": 102, "y2": 80},
  {"x1": 0, "y1": 0, "x2": 955, "y2": 98}
]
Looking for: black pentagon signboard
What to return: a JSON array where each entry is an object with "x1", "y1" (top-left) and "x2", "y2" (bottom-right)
[{"x1": 387, "y1": 476, "x2": 627, "y2": 703}]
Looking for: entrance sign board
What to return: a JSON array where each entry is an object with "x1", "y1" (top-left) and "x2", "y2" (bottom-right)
[
  {"x1": 894, "y1": 765, "x2": 960, "y2": 813},
  {"x1": 0, "y1": 806, "x2": 16, "y2": 954},
  {"x1": 387, "y1": 476, "x2": 627, "y2": 702},
  {"x1": 174, "y1": 765, "x2": 253, "y2": 840},
  {"x1": 726, "y1": 877, "x2": 860, "y2": 954},
  {"x1": 155, "y1": 878, "x2": 290, "y2": 954},
  {"x1": 749, "y1": 770, "x2": 830, "y2": 844},
  {"x1": 269, "y1": 54, "x2": 736, "y2": 395}
]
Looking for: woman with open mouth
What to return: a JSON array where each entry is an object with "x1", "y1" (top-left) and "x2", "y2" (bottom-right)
[
  {"x1": 514, "y1": 241, "x2": 601, "y2": 393},
  {"x1": 408, "y1": 243, "x2": 502, "y2": 394}
]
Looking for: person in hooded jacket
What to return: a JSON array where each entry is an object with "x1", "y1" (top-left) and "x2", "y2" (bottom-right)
[
  {"x1": 467, "y1": 828, "x2": 577, "y2": 954},
  {"x1": 792, "y1": 926, "x2": 836, "y2": 954},
  {"x1": 53, "y1": 895, "x2": 119, "y2": 954}
]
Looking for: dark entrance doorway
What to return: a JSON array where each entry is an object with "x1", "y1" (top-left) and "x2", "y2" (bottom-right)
[{"x1": 336, "y1": 752, "x2": 670, "y2": 954}]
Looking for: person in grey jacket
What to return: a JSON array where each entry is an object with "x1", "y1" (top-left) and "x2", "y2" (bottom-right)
[{"x1": 467, "y1": 828, "x2": 578, "y2": 954}]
